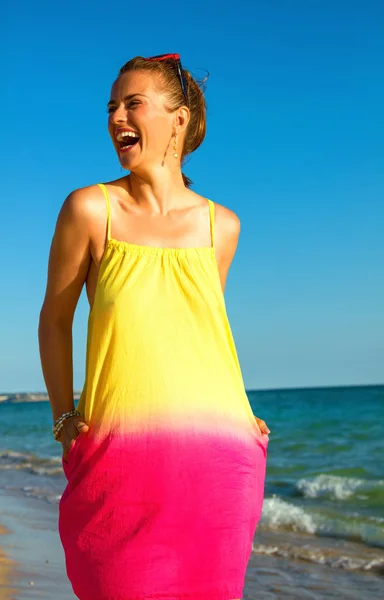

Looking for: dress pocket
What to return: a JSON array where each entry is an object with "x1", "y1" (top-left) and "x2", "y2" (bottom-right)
[
  {"x1": 61, "y1": 435, "x2": 81, "y2": 479},
  {"x1": 252, "y1": 422, "x2": 269, "y2": 456},
  {"x1": 252, "y1": 418, "x2": 270, "y2": 446}
]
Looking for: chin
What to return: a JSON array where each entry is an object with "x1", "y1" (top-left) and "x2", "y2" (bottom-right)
[
  {"x1": 117, "y1": 146, "x2": 142, "y2": 169},
  {"x1": 118, "y1": 154, "x2": 138, "y2": 170}
]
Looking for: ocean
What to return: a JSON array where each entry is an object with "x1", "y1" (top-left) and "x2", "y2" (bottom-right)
[{"x1": 0, "y1": 384, "x2": 383, "y2": 598}]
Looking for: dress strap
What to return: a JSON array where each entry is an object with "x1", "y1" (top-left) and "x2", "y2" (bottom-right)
[
  {"x1": 97, "y1": 183, "x2": 111, "y2": 241},
  {"x1": 207, "y1": 199, "x2": 215, "y2": 248}
]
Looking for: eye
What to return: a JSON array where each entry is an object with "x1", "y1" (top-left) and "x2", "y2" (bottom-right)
[{"x1": 106, "y1": 100, "x2": 141, "y2": 114}]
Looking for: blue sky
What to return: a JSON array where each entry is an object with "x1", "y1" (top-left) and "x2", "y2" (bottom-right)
[{"x1": 2, "y1": 0, "x2": 383, "y2": 392}]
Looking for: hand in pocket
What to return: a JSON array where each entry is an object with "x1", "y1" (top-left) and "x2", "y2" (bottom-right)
[
  {"x1": 60, "y1": 416, "x2": 89, "y2": 462},
  {"x1": 254, "y1": 415, "x2": 270, "y2": 435}
]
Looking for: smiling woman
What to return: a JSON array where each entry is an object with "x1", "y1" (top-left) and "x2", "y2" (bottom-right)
[
  {"x1": 38, "y1": 52, "x2": 270, "y2": 600},
  {"x1": 107, "y1": 54, "x2": 207, "y2": 187}
]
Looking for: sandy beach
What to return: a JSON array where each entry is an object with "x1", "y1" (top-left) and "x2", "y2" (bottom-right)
[
  {"x1": 0, "y1": 489, "x2": 73, "y2": 599},
  {"x1": 0, "y1": 525, "x2": 18, "y2": 600}
]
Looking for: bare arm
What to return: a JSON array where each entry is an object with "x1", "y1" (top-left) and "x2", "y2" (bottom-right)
[
  {"x1": 216, "y1": 206, "x2": 241, "y2": 294},
  {"x1": 215, "y1": 206, "x2": 271, "y2": 435},
  {"x1": 38, "y1": 187, "x2": 93, "y2": 426}
]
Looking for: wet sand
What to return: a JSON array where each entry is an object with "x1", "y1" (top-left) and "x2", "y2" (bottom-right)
[
  {"x1": 0, "y1": 492, "x2": 72, "y2": 599},
  {"x1": 0, "y1": 524, "x2": 18, "y2": 600},
  {"x1": 246, "y1": 529, "x2": 384, "y2": 599}
]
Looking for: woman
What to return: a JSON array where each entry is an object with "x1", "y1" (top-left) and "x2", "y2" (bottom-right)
[{"x1": 38, "y1": 54, "x2": 270, "y2": 600}]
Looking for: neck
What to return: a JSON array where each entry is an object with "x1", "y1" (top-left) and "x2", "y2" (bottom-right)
[{"x1": 125, "y1": 165, "x2": 187, "y2": 215}]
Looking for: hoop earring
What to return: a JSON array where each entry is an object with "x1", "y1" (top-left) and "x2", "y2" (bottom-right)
[{"x1": 173, "y1": 134, "x2": 178, "y2": 159}]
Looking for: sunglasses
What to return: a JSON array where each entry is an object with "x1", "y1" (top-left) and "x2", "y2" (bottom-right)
[{"x1": 144, "y1": 53, "x2": 188, "y2": 105}]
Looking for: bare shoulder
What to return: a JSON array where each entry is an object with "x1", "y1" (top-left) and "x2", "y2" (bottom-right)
[
  {"x1": 57, "y1": 183, "x2": 112, "y2": 253},
  {"x1": 60, "y1": 183, "x2": 104, "y2": 226},
  {"x1": 39, "y1": 184, "x2": 106, "y2": 324},
  {"x1": 212, "y1": 200, "x2": 241, "y2": 241},
  {"x1": 189, "y1": 190, "x2": 241, "y2": 240},
  {"x1": 209, "y1": 200, "x2": 241, "y2": 294}
]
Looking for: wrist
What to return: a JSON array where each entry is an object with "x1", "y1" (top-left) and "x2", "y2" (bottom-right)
[{"x1": 52, "y1": 409, "x2": 80, "y2": 442}]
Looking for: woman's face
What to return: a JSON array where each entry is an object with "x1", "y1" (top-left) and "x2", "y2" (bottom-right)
[{"x1": 107, "y1": 70, "x2": 177, "y2": 174}]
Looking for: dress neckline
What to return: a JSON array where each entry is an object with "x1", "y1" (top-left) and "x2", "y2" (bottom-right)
[{"x1": 107, "y1": 236, "x2": 216, "y2": 258}]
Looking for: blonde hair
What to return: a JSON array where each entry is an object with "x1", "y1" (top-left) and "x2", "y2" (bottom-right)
[{"x1": 118, "y1": 56, "x2": 208, "y2": 187}]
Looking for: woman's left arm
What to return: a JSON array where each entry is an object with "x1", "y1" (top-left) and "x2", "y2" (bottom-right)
[
  {"x1": 215, "y1": 205, "x2": 271, "y2": 435},
  {"x1": 215, "y1": 205, "x2": 241, "y2": 294}
]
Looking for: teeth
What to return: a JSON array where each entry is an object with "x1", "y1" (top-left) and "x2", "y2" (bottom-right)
[{"x1": 116, "y1": 131, "x2": 139, "y2": 141}]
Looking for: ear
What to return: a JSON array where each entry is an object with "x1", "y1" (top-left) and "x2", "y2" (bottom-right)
[{"x1": 174, "y1": 106, "x2": 190, "y2": 135}]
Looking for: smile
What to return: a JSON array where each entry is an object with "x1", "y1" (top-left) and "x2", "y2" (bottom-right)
[{"x1": 116, "y1": 130, "x2": 141, "y2": 152}]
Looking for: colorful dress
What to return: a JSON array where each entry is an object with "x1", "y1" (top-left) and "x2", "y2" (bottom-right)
[{"x1": 59, "y1": 182, "x2": 269, "y2": 600}]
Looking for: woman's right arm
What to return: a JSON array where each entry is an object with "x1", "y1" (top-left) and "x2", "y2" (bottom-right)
[{"x1": 38, "y1": 188, "x2": 94, "y2": 452}]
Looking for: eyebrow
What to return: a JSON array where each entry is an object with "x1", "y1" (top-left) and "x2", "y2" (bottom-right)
[{"x1": 107, "y1": 94, "x2": 147, "y2": 108}]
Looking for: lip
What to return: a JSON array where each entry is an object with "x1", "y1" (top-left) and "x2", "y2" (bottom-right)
[{"x1": 119, "y1": 143, "x2": 137, "y2": 154}]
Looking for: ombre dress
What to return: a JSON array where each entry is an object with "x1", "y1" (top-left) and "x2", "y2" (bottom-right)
[{"x1": 59, "y1": 182, "x2": 269, "y2": 600}]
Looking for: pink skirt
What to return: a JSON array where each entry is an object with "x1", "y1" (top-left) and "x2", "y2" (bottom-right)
[{"x1": 59, "y1": 427, "x2": 268, "y2": 600}]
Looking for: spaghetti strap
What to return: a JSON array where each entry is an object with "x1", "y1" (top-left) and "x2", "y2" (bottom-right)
[
  {"x1": 207, "y1": 199, "x2": 215, "y2": 248},
  {"x1": 97, "y1": 183, "x2": 111, "y2": 241}
]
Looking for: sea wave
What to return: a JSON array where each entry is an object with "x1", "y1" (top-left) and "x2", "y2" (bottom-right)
[
  {"x1": 19, "y1": 485, "x2": 62, "y2": 504},
  {"x1": 296, "y1": 473, "x2": 384, "y2": 502},
  {"x1": 260, "y1": 496, "x2": 384, "y2": 547},
  {"x1": 252, "y1": 540, "x2": 384, "y2": 574},
  {"x1": 0, "y1": 449, "x2": 62, "y2": 476}
]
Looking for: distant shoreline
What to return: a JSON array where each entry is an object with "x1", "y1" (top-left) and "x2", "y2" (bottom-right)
[
  {"x1": 0, "y1": 393, "x2": 81, "y2": 405},
  {"x1": 0, "y1": 383, "x2": 382, "y2": 404}
]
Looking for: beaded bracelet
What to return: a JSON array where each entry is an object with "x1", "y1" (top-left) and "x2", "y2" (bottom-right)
[{"x1": 52, "y1": 409, "x2": 80, "y2": 442}]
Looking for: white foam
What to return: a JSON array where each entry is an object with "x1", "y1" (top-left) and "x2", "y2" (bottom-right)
[
  {"x1": 252, "y1": 542, "x2": 384, "y2": 572},
  {"x1": 296, "y1": 474, "x2": 384, "y2": 500},
  {"x1": 261, "y1": 495, "x2": 318, "y2": 533}
]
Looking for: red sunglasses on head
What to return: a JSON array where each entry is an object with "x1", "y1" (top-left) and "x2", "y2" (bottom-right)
[{"x1": 144, "y1": 53, "x2": 188, "y2": 105}]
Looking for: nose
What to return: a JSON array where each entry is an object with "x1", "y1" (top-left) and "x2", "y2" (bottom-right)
[{"x1": 110, "y1": 102, "x2": 127, "y2": 124}]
